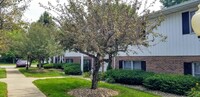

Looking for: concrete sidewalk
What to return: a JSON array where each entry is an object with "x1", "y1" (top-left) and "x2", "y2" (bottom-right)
[{"x1": 0, "y1": 67, "x2": 46, "y2": 97}]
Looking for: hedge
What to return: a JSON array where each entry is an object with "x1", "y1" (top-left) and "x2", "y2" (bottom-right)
[
  {"x1": 64, "y1": 63, "x2": 82, "y2": 75},
  {"x1": 43, "y1": 64, "x2": 54, "y2": 69},
  {"x1": 188, "y1": 83, "x2": 200, "y2": 97},
  {"x1": 143, "y1": 74, "x2": 199, "y2": 95},
  {"x1": 104, "y1": 69, "x2": 200, "y2": 95},
  {"x1": 105, "y1": 70, "x2": 154, "y2": 85},
  {"x1": 53, "y1": 63, "x2": 67, "y2": 69}
]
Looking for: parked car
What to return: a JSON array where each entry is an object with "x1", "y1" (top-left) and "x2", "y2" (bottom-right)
[{"x1": 16, "y1": 60, "x2": 28, "y2": 67}]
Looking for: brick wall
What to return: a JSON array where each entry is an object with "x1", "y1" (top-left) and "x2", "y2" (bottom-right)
[{"x1": 114, "y1": 56, "x2": 200, "y2": 74}]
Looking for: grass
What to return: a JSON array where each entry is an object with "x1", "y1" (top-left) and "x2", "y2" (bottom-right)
[
  {"x1": 0, "y1": 82, "x2": 7, "y2": 97},
  {"x1": 0, "y1": 68, "x2": 6, "y2": 78},
  {"x1": 19, "y1": 67, "x2": 65, "y2": 77},
  {"x1": 0, "y1": 63, "x2": 15, "y2": 66},
  {"x1": 0, "y1": 63, "x2": 37, "y2": 66},
  {"x1": 33, "y1": 78, "x2": 160, "y2": 97}
]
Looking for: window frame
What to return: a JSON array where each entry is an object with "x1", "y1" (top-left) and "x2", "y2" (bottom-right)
[
  {"x1": 192, "y1": 62, "x2": 200, "y2": 77},
  {"x1": 123, "y1": 61, "x2": 132, "y2": 70},
  {"x1": 66, "y1": 59, "x2": 73, "y2": 63},
  {"x1": 182, "y1": 9, "x2": 197, "y2": 35},
  {"x1": 189, "y1": 11, "x2": 196, "y2": 34},
  {"x1": 122, "y1": 61, "x2": 142, "y2": 70}
]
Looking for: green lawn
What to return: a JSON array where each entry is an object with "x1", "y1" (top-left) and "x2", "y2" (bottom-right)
[
  {"x1": 33, "y1": 78, "x2": 160, "y2": 97},
  {"x1": 0, "y1": 63, "x2": 15, "y2": 66},
  {"x1": 0, "y1": 68, "x2": 6, "y2": 78},
  {"x1": 0, "y1": 82, "x2": 7, "y2": 97},
  {"x1": 19, "y1": 68, "x2": 65, "y2": 77}
]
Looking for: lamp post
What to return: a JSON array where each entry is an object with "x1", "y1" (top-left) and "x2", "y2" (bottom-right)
[{"x1": 192, "y1": 4, "x2": 200, "y2": 36}]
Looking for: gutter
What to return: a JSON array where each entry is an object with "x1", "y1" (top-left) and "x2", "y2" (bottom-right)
[{"x1": 149, "y1": 0, "x2": 200, "y2": 19}]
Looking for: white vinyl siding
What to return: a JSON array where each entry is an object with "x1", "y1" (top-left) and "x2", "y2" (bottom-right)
[{"x1": 118, "y1": 8, "x2": 200, "y2": 57}]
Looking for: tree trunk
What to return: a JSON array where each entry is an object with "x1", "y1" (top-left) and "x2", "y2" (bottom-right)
[
  {"x1": 38, "y1": 59, "x2": 42, "y2": 69},
  {"x1": 42, "y1": 59, "x2": 44, "y2": 64},
  {"x1": 91, "y1": 59, "x2": 101, "y2": 89},
  {"x1": 26, "y1": 56, "x2": 29, "y2": 70},
  {"x1": 102, "y1": 63, "x2": 104, "y2": 72},
  {"x1": 29, "y1": 58, "x2": 32, "y2": 67},
  {"x1": 107, "y1": 54, "x2": 113, "y2": 70}
]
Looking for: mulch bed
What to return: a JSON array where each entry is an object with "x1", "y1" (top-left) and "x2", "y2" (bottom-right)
[{"x1": 68, "y1": 88, "x2": 119, "y2": 97}]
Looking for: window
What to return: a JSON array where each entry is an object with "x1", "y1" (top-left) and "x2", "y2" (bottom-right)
[
  {"x1": 123, "y1": 61, "x2": 142, "y2": 70},
  {"x1": 189, "y1": 11, "x2": 195, "y2": 34},
  {"x1": 193, "y1": 62, "x2": 200, "y2": 77},
  {"x1": 83, "y1": 59, "x2": 91, "y2": 72},
  {"x1": 182, "y1": 11, "x2": 196, "y2": 35},
  {"x1": 123, "y1": 61, "x2": 132, "y2": 70},
  {"x1": 66, "y1": 59, "x2": 73, "y2": 63},
  {"x1": 133, "y1": 61, "x2": 142, "y2": 70}
]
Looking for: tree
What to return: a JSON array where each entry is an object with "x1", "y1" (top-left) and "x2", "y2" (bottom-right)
[
  {"x1": 45, "y1": 0, "x2": 165, "y2": 89},
  {"x1": 25, "y1": 12, "x2": 62, "y2": 69},
  {"x1": 160, "y1": 0, "x2": 190, "y2": 7},
  {"x1": 38, "y1": 11, "x2": 55, "y2": 26},
  {"x1": 7, "y1": 12, "x2": 63, "y2": 70},
  {"x1": 6, "y1": 28, "x2": 30, "y2": 66},
  {"x1": 22, "y1": 22, "x2": 62, "y2": 69},
  {"x1": 0, "y1": 0, "x2": 30, "y2": 52}
]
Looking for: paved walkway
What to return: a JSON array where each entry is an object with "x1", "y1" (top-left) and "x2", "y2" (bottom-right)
[
  {"x1": 0, "y1": 66, "x2": 46, "y2": 97},
  {"x1": 0, "y1": 66, "x2": 186, "y2": 97}
]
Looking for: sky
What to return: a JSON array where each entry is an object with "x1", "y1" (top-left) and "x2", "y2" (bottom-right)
[{"x1": 23, "y1": 0, "x2": 163, "y2": 22}]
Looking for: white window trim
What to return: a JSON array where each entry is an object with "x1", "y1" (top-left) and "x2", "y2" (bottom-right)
[
  {"x1": 122, "y1": 61, "x2": 142, "y2": 70},
  {"x1": 192, "y1": 63, "x2": 195, "y2": 76},
  {"x1": 189, "y1": 11, "x2": 196, "y2": 34},
  {"x1": 131, "y1": 61, "x2": 133, "y2": 70},
  {"x1": 123, "y1": 61, "x2": 132, "y2": 70},
  {"x1": 192, "y1": 62, "x2": 200, "y2": 77},
  {"x1": 123, "y1": 61, "x2": 124, "y2": 69},
  {"x1": 181, "y1": 9, "x2": 197, "y2": 35}
]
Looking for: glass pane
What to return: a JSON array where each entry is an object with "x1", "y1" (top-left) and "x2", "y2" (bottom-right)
[
  {"x1": 194, "y1": 63, "x2": 200, "y2": 75},
  {"x1": 84, "y1": 59, "x2": 91, "y2": 72},
  {"x1": 190, "y1": 11, "x2": 196, "y2": 33},
  {"x1": 133, "y1": 61, "x2": 141, "y2": 70},
  {"x1": 66, "y1": 59, "x2": 73, "y2": 63},
  {"x1": 124, "y1": 61, "x2": 132, "y2": 70}
]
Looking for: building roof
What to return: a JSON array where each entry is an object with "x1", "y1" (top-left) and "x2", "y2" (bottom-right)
[{"x1": 150, "y1": 0, "x2": 200, "y2": 19}]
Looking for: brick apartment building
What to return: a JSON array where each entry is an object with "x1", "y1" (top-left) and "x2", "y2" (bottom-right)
[{"x1": 62, "y1": 0, "x2": 200, "y2": 76}]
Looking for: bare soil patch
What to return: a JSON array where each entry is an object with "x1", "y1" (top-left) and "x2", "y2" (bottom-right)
[{"x1": 68, "y1": 88, "x2": 119, "y2": 97}]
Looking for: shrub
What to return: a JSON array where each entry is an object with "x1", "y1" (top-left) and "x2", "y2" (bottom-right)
[
  {"x1": 64, "y1": 63, "x2": 82, "y2": 75},
  {"x1": 105, "y1": 70, "x2": 154, "y2": 85},
  {"x1": 188, "y1": 83, "x2": 200, "y2": 97},
  {"x1": 105, "y1": 77, "x2": 115, "y2": 83},
  {"x1": 83, "y1": 72, "x2": 91, "y2": 78},
  {"x1": 43, "y1": 64, "x2": 54, "y2": 69},
  {"x1": 107, "y1": 64, "x2": 112, "y2": 70},
  {"x1": 53, "y1": 63, "x2": 67, "y2": 69},
  {"x1": 37, "y1": 63, "x2": 45, "y2": 67},
  {"x1": 98, "y1": 72, "x2": 106, "y2": 81},
  {"x1": 143, "y1": 74, "x2": 199, "y2": 95}
]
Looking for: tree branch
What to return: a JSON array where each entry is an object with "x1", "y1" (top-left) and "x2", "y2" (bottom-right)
[
  {"x1": 75, "y1": 48, "x2": 96, "y2": 59},
  {"x1": 0, "y1": 0, "x2": 5, "y2": 6}
]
